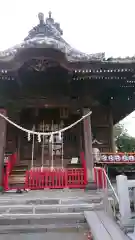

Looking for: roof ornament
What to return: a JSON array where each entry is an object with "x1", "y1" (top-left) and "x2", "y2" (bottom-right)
[
  {"x1": 0, "y1": 12, "x2": 105, "y2": 61},
  {"x1": 48, "y1": 11, "x2": 52, "y2": 18},
  {"x1": 47, "y1": 11, "x2": 63, "y2": 35},
  {"x1": 46, "y1": 11, "x2": 54, "y2": 24},
  {"x1": 38, "y1": 12, "x2": 44, "y2": 25}
]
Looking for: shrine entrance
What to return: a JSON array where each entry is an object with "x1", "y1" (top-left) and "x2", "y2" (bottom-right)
[
  {"x1": 3, "y1": 106, "x2": 87, "y2": 191},
  {"x1": 18, "y1": 107, "x2": 81, "y2": 169}
]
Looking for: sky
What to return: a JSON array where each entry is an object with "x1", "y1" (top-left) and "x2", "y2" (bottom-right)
[{"x1": 0, "y1": 0, "x2": 135, "y2": 135}]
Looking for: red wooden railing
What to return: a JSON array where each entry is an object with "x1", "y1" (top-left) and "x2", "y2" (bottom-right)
[
  {"x1": 25, "y1": 152, "x2": 87, "y2": 190},
  {"x1": 25, "y1": 167, "x2": 87, "y2": 189},
  {"x1": 5, "y1": 151, "x2": 135, "y2": 191},
  {"x1": 80, "y1": 151, "x2": 87, "y2": 184},
  {"x1": 93, "y1": 167, "x2": 107, "y2": 188},
  {"x1": 3, "y1": 152, "x2": 87, "y2": 191},
  {"x1": 6, "y1": 153, "x2": 17, "y2": 174},
  {"x1": 3, "y1": 153, "x2": 17, "y2": 191}
]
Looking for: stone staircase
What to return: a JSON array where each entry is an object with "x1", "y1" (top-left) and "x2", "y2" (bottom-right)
[
  {"x1": 0, "y1": 190, "x2": 103, "y2": 234},
  {"x1": 0, "y1": 189, "x2": 129, "y2": 239}
]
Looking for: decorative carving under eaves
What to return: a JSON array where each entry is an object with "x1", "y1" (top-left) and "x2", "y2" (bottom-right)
[{"x1": 23, "y1": 58, "x2": 59, "y2": 72}]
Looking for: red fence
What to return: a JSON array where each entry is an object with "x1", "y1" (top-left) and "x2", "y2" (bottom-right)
[
  {"x1": 2, "y1": 153, "x2": 108, "y2": 190},
  {"x1": 6, "y1": 153, "x2": 17, "y2": 174},
  {"x1": 3, "y1": 153, "x2": 17, "y2": 191},
  {"x1": 24, "y1": 151, "x2": 87, "y2": 189},
  {"x1": 93, "y1": 167, "x2": 107, "y2": 188},
  {"x1": 3, "y1": 152, "x2": 87, "y2": 191},
  {"x1": 25, "y1": 166, "x2": 107, "y2": 190},
  {"x1": 25, "y1": 168, "x2": 87, "y2": 189},
  {"x1": 3, "y1": 152, "x2": 107, "y2": 191}
]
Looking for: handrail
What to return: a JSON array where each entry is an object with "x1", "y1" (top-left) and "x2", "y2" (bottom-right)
[
  {"x1": 94, "y1": 166, "x2": 119, "y2": 218},
  {"x1": 102, "y1": 168, "x2": 119, "y2": 203},
  {"x1": 94, "y1": 167, "x2": 119, "y2": 203}
]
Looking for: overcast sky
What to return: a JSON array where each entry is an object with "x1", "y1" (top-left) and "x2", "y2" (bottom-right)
[{"x1": 0, "y1": 0, "x2": 135, "y2": 135}]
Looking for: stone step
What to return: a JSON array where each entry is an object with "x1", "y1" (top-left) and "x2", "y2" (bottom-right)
[
  {"x1": 0, "y1": 198, "x2": 60, "y2": 205},
  {"x1": 13, "y1": 164, "x2": 28, "y2": 170},
  {"x1": 8, "y1": 175, "x2": 25, "y2": 184},
  {"x1": 0, "y1": 196, "x2": 103, "y2": 205},
  {"x1": 0, "y1": 223, "x2": 88, "y2": 234},
  {"x1": 0, "y1": 212, "x2": 86, "y2": 226},
  {"x1": 0, "y1": 193, "x2": 103, "y2": 206},
  {"x1": 0, "y1": 202, "x2": 103, "y2": 214},
  {"x1": 12, "y1": 169, "x2": 26, "y2": 174}
]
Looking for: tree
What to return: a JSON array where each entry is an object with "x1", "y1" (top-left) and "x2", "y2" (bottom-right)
[
  {"x1": 114, "y1": 124, "x2": 125, "y2": 139},
  {"x1": 114, "y1": 124, "x2": 135, "y2": 152}
]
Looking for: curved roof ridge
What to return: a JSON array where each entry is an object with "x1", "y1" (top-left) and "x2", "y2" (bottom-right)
[
  {"x1": 0, "y1": 12, "x2": 105, "y2": 62},
  {"x1": 1, "y1": 12, "x2": 135, "y2": 63}
]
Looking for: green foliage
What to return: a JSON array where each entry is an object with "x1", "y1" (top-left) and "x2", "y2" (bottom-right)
[
  {"x1": 114, "y1": 124, "x2": 126, "y2": 139},
  {"x1": 114, "y1": 124, "x2": 135, "y2": 152},
  {"x1": 116, "y1": 134, "x2": 135, "y2": 152}
]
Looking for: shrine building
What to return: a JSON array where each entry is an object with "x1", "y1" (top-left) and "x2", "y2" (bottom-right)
[{"x1": 0, "y1": 12, "x2": 135, "y2": 189}]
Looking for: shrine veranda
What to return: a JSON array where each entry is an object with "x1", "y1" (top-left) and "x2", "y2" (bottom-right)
[{"x1": 0, "y1": 12, "x2": 135, "y2": 188}]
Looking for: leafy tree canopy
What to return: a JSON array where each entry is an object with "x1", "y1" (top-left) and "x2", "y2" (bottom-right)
[{"x1": 114, "y1": 124, "x2": 135, "y2": 152}]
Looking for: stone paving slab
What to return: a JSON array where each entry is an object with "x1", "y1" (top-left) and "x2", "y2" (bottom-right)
[
  {"x1": 1, "y1": 189, "x2": 104, "y2": 200},
  {"x1": 0, "y1": 202, "x2": 103, "y2": 214},
  {"x1": 0, "y1": 197, "x2": 102, "y2": 206},
  {"x1": 0, "y1": 190, "x2": 104, "y2": 207},
  {"x1": 0, "y1": 212, "x2": 84, "y2": 219},
  {"x1": 0, "y1": 212, "x2": 86, "y2": 225},
  {"x1": 0, "y1": 223, "x2": 88, "y2": 234},
  {"x1": 0, "y1": 217, "x2": 85, "y2": 226},
  {"x1": 0, "y1": 231, "x2": 88, "y2": 240}
]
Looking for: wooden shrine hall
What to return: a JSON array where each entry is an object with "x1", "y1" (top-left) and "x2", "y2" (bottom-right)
[{"x1": 0, "y1": 12, "x2": 135, "y2": 190}]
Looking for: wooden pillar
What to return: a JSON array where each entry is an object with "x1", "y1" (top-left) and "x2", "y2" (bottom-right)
[
  {"x1": 15, "y1": 112, "x2": 21, "y2": 163},
  {"x1": 7, "y1": 110, "x2": 20, "y2": 163},
  {"x1": 0, "y1": 109, "x2": 7, "y2": 187},
  {"x1": 82, "y1": 108, "x2": 93, "y2": 181},
  {"x1": 108, "y1": 108, "x2": 116, "y2": 152}
]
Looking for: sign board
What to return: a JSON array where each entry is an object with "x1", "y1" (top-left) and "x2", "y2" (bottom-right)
[{"x1": 71, "y1": 157, "x2": 78, "y2": 164}]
